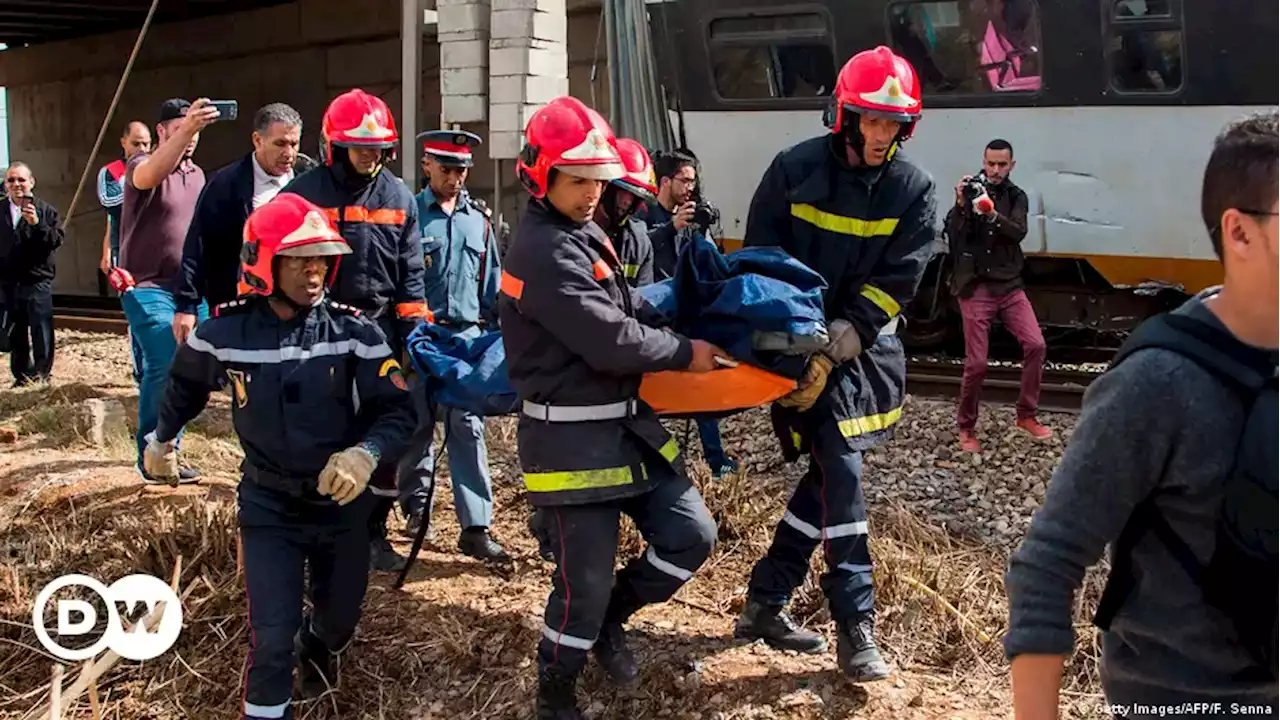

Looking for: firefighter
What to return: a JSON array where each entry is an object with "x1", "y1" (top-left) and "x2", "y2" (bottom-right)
[
  {"x1": 734, "y1": 46, "x2": 937, "y2": 682},
  {"x1": 594, "y1": 137, "x2": 657, "y2": 287},
  {"x1": 398, "y1": 129, "x2": 508, "y2": 561},
  {"x1": 499, "y1": 96, "x2": 729, "y2": 718},
  {"x1": 143, "y1": 193, "x2": 416, "y2": 719},
  {"x1": 282, "y1": 88, "x2": 428, "y2": 573}
]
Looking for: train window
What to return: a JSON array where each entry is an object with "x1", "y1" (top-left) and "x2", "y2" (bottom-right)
[
  {"x1": 1108, "y1": 30, "x2": 1182, "y2": 92},
  {"x1": 1108, "y1": 0, "x2": 1183, "y2": 93},
  {"x1": 888, "y1": 0, "x2": 1043, "y2": 95},
  {"x1": 707, "y1": 12, "x2": 837, "y2": 101}
]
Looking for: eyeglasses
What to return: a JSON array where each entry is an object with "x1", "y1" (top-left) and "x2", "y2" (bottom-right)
[{"x1": 1239, "y1": 209, "x2": 1279, "y2": 216}]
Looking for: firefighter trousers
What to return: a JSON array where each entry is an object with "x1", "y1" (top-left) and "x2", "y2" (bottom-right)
[
  {"x1": 538, "y1": 470, "x2": 717, "y2": 675},
  {"x1": 747, "y1": 414, "x2": 874, "y2": 621},
  {"x1": 238, "y1": 479, "x2": 374, "y2": 720}
]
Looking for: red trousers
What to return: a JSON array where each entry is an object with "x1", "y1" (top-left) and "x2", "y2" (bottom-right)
[{"x1": 957, "y1": 286, "x2": 1046, "y2": 429}]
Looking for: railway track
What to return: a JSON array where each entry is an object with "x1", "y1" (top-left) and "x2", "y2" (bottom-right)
[
  {"x1": 907, "y1": 358, "x2": 1097, "y2": 413},
  {"x1": 52, "y1": 295, "x2": 128, "y2": 335}
]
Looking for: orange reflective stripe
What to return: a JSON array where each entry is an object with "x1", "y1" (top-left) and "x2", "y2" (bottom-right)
[
  {"x1": 500, "y1": 270, "x2": 525, "y2": 299},
  {"x1": 592, "y1": 259, "x2": 613, "y2": 281},
  {"x1": 317, "y1": 207, "x2": 406, "y2": 225},
  {"x1": 396, "y1": 302, "x2": 432, "y2": 321}
]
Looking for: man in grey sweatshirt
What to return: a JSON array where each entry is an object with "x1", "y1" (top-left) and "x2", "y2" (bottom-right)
[{"x1": 1004, "y1": 112, "x2": 1279, "y2": 719}]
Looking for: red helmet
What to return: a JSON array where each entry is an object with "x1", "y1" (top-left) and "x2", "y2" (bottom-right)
[
  {"x1": 516, "y1": 96, "x2": 624, "y2": 199},
  {"x1": 320, "y1": 89, "x2": 399, "y2": 165},
  {"x1": 610, "y1": 138, "x2": 658, "y2": 201},
  {"x1": 238, "y1": 193, "x2": 351, "y2": 298},
  {"x1": 826, "y1": 46, "x2": 922, "y2": 139}
]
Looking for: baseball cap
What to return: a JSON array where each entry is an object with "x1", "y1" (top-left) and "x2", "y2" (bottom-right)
[{"x1": 158, "y1": 98, "x2": 191, "y2": 123}]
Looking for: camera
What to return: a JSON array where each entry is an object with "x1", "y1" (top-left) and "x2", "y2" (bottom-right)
[
  {"x1": 691, "y1": 200, "x2": 720, "y2": 230},
  {"x1": 961, "y1": 172, "x2": 994, "y2": 215}
]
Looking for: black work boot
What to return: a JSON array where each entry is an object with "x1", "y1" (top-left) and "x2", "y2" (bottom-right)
[
  {"x1": 294, "y1": 629, "x2": 338, "y2": 700},
  {"x1": 458, "y1": 527, "x2": 512, "y2": 562},
  {"x1": 592, "y1": 623, "x2": 639, "y2": 687},
  {"x1": 733, "y1": 600, "x2": 828, "y2": 653},
  {"x1": 403, "y1": 510, "x2": 436, "y2": 543},
  {"x1": 836, "y1": 614, "x2": 891, "y2": 682},
  {"x1": 536, "y1": 665, "x2": 584, "y2": 720}
]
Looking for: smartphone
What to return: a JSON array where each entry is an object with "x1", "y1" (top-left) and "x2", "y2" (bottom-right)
[
  {"x1": 208, "y1": 100, "x2": 238, "y2": 122},
  {"x1": 17, "y1": 195, "x2": 32, "y2": 208}
]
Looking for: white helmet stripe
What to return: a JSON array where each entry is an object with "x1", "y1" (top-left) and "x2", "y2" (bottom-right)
[
  {"x1": 344, "y1": 112, "x2": 395, "y2": 140},
  {"x1": 280, "y1": 210, "x2": 342, "y2": 247}
]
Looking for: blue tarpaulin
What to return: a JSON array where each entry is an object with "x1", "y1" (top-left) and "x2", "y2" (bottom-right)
[
  {"x1": 404, "y1": 322, "x2": 518, "y2": 417},
  {"x1": 405, "y1": 236, "x2": 828, "y2": 417},
  {"x1": 639, "y1": 236, "x2": 828, "y2": 379}
]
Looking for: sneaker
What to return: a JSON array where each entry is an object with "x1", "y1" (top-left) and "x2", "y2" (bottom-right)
[
  {"x1": 1016, "y1": 417, "x2": 1052, "y2": 440},
  {"x1": 710, "y1": 457, "x2": 740, "y2": 481},
  {"x1": 958, "y1": 428, "x2": 981, "y2": 453},
  {"x1": 139, "y1": 467, "x2": 201, "y2": 486}
]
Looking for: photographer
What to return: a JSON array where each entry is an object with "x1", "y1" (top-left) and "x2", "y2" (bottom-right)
[
  {"x1": 646, "y1": 149, "x2": 720, "y2": 280},
  {"x1": 945, "y1": 138, "x2": 1049, "y2": 452}
]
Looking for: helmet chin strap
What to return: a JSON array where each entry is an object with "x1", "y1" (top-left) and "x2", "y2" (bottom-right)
[{"x1": 600, "y1": 185, "x2": 638, "y2": 228}]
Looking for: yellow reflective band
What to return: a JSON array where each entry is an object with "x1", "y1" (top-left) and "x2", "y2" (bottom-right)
[
  {"x1": 524, "y1": 465, "x2": 637, "y2": 493},
  {"x1": 790, "y1": 204, "x2": 899, "y2": 238},
  {"x1": 859, "y1": 284, "x2": 901, "y2": 318},
  {"x1": 790, "y1": 431, "x2": 803, "y2": 450},
  {"x1": 837, "y1": 405, "x2": 904, "y2": 438},
  {"x1": 623, "y1": 264, "x2": 640, "y2": 279},
  {"x1": 659, "y1": 438, "x2": 679, "y2": 462}
]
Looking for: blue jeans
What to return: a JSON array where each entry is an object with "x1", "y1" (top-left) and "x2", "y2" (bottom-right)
[
  {"x1": 696, "y1": 418, "x2": 730, "y2": 470},
  {"x1": 120, "y1": 287, "x2": 208, "y2": 467}
]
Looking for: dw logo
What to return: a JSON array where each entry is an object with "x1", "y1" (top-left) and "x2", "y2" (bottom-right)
[{"x1": 32, "y1": 574, "x2": 183, "y2": 662}]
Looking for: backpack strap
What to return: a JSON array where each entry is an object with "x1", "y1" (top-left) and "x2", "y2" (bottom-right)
[{"x1": 1095, "y1": 311, "x2": 1274, "y2": 631}]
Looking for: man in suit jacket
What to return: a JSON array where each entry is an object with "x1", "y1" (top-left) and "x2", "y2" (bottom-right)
[
  {"x1": 0, "y1": 161, "x2": 64, "y2": 385},
  {"x1": 171, "y1": 103, "x2": 302, "y2": 342}
]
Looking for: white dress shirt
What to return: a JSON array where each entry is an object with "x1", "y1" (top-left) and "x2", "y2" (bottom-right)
[
  {"x1": 9, "y1": 198, "x2": 22, "y2": 227},
  {"x1": 251, "y1": 156, "x2": 293, "y2": 210}
]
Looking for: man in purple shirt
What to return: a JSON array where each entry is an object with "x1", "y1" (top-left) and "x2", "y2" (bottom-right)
[{"x1": 118, "y1": 97, "x2": 220, "y2": 484}]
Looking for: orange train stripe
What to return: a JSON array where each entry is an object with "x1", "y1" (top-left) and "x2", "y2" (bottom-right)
[
  {"x1": 319, "y1": 207, "x2": 407, "y2": 225},
  {"x1": 500, "y1": 270, "x2": 525, "y2": 299},
  {"x1": 719, "y1": 236, "x2": 1224, "y2": 294},
  {"x1": 591, "y1": 259, "x2": 613, "y2": 281}
]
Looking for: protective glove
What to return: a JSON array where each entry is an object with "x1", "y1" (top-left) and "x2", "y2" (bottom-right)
[
  {"x1": 775, "y1": 353, "x2": 835, "y2": 412},
  {"x1": 823, "y1": 319, "x2": 863, "y2": 363},
  {"x1": 142, "y1": 431, "x2": 179, "y2": 482},
  {"x1": 316, "y1": 445, "x2": 377, "y2": 505}
]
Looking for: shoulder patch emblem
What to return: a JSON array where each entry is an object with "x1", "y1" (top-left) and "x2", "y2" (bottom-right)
[{"x1": 379, "y1": 358, "x2": 409, "y2": 391}]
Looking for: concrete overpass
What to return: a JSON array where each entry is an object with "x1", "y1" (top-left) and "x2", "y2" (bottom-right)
[{"x1": 0, "y1": 0, "x2": 610, "y2": 296}]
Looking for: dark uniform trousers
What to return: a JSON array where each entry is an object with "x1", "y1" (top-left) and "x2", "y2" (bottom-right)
[
  {"x1": 367, "y1": 315, "x2": 411, "y2": 537},
  {"x1": 539, "y1": 464, "x2": 716, "y2": 674},
  {"x1": 2, "y1": 280, "x2": 54, "y2": 383},
  {"x1": 747, "y1": 415, "x2": 873, "y2": 621},
  {"x1": 239, "y1": 479, "x2": 374, "y2": 720}
]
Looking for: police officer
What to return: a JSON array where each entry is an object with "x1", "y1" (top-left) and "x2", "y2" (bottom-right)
[
  {"x1": 398, "y1": 129, "x2": 508, "y2": 561},
  {"x1": 500, "y1": 96, "x2": 728, "y2": 718},
  {"x1": 733, "y1": 46, "x2": 936, "y2": 682},
  {"x1": 143, "y1": 193, "x2": 416, "y2": 719},
  {"x1": 282, "y1": 88, "x2": 428, "y2": 573},
  {"x1": 594, "y1": 137, "x2": 656, "y2": 287}
]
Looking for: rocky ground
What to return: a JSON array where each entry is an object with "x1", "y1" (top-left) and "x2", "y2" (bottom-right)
[{"x1": 0, "y1": 331, "x2": 1109, "y2": 719}]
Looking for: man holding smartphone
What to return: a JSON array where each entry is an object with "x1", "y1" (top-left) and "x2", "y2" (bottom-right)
[
  {"x1": 117, "y1": 97, "x2": 220, "y2": 484},
  {"x1": 0, "y1": 161, "x2": 63, "y2": 385}
]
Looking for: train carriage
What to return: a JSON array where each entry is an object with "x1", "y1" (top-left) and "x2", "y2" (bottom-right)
[{"x1": 647, "y1": 0, "x2": 1279, "y2": 348}]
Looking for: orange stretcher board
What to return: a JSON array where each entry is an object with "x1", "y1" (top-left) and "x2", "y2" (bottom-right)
[{"x1": 640, "y1": 362, "x2": 798, "y2": 416}]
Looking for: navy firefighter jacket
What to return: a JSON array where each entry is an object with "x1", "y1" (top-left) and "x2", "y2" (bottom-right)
[
  {"x1": 154, "y1": 297, "x2": 417, "y2": 498},
  {"x1": 745, "y1": 134, "x2": 936, "y2": 450}
]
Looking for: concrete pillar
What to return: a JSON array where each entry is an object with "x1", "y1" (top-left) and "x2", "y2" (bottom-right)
[
  {"x1": 401, "y1": 0, "x2": 426, "y2": 183},
  {"x1": 488, "y1": 0, "x2": 569, "y2": 159},
  {"x1": 439, "y1": 0, "x2": 491, "y2": 124}
]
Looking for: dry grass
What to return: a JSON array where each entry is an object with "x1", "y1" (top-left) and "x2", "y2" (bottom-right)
[{"x1": 0, "y1": 402, "x2": 1107, "y2": 719}]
